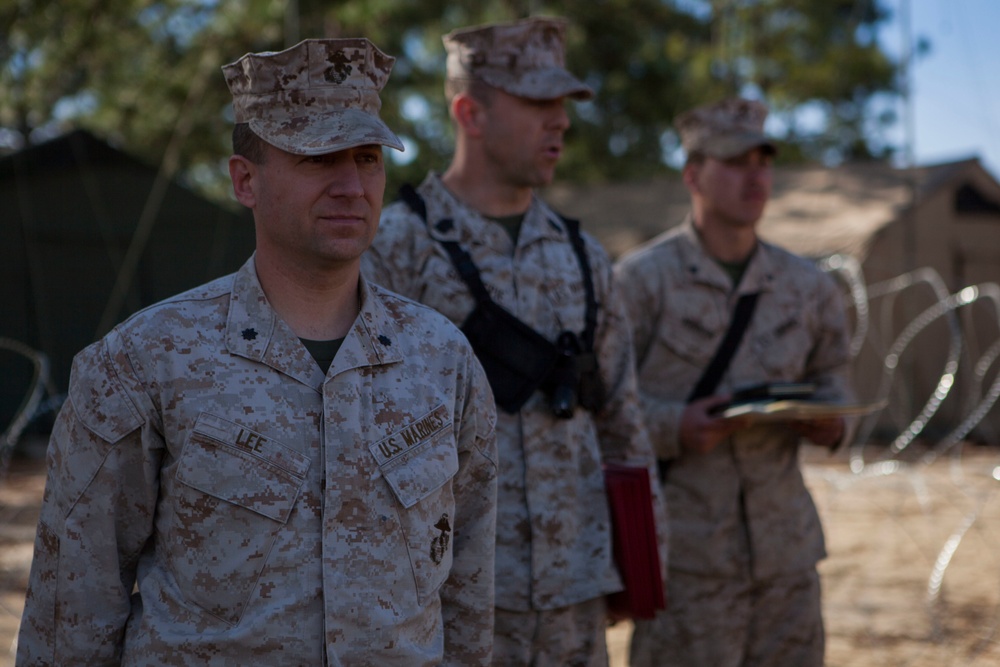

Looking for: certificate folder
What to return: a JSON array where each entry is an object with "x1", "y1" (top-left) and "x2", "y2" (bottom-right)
[
  {"x1": 603, "y1": 463, "x2": 666, "y2": 620},
  {"x1": 718, "y1": 399, "x2": 886, "y2": 422},
  {"x1": 709, "y1": 381, "x2": 817, "y2": 415}
]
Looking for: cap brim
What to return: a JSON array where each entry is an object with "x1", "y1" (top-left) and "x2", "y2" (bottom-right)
[
  {"x1": 250, "y1": 107, "x2": 404, "y2": 156},
  {"x1": 493, "y1": 67, "x2": 594, "y2": 101},
  {"x1": 701, "y1": 131, "x2": 777, "y2": 160}
]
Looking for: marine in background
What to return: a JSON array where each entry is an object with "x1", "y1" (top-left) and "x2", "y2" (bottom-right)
[{"x1": 364, "y1": 16, "x2": 666, "y2": 667}]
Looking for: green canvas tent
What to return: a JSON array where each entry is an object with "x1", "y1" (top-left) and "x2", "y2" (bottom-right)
[{"x1": 0, "y1": 129, "x2": 255, "y2": 441}]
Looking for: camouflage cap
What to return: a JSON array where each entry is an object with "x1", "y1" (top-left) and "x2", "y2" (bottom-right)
[
  {"x1": 443, "y1": 17, "x2": 594, "y2": 101},
  {"x1": 675, "y1": 97, "x2": 777, "y2": 160},
  {"x1": 223, "y1": 38, "x2": 403, "y2": 156}
]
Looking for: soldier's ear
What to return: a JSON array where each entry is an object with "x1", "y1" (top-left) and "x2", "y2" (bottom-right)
[
  {"x1": 229, "y1": 155, "x2": 258, "y2": 208},
  {"x1": 682, "y1": 162, "x2": 701, "y2": 194},
  {"x1": 451, "y1": 93, "x2": 486, "y2": 138}
]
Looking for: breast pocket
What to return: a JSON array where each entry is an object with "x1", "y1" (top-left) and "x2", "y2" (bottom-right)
[
  {"x1": 170, "y1": 413, "x2": 310, "y2": 624},
  {"x1": 751, "y1": 308, "x2": 813, "y2": 381},
  {"x1": 371, "y1": 406, "x2": 459, "y2": 604},
  {"x1": 653, "y1": 304, "x2": 722, "y2": 385}
]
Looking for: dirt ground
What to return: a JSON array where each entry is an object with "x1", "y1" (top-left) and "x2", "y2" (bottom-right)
[{"x1": 3, "y1": 443, "x2": 1000, "y2": 666}]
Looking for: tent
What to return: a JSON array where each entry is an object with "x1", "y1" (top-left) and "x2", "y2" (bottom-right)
[{"x1": 0, "y1": 129, "x2": 255, "y2": 437}]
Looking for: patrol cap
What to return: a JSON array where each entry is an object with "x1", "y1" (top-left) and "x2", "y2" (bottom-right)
[
  {"x1": 675, "y1": 97, "x2": 777, "y2": 160},
  {"x1": 443, "y1": 17, "x2": 594, "y2": 101},
  {"x1": 223, "y1": 37, "x2": 404, "y2": 156}
]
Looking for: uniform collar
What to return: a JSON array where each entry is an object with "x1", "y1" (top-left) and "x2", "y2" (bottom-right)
[
  {"x1": 225, "y1": 255, "x2": 404, "y2": 390},
  {"x1": 419, "y1": 172, "x2": 569, "y2": 250},
  {"x1": 676, "y1": 217, "x2": 779, "y2": 295}
]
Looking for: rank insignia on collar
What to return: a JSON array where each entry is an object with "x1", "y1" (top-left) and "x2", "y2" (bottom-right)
[{"x1": 242, "y1": 328, "x2": 258, "y2": 341}]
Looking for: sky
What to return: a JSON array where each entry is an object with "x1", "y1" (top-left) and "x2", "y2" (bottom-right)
[{"x1": 879, "y1": 0, "x2": 1000, "y2": 179}]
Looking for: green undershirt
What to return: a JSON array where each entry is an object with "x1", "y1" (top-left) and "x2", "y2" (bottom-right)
[
  {"x1": 300, "y1": 337, "x2": 345, "y2": 374},
  {"x1": 716, "y1": 257, "x2": 750, "y2": 291},
  {"x1": 488, "y1": 212, "x2": 526, "y2": 244}
]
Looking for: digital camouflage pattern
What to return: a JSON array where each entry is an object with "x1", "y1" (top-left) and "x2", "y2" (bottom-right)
[
  {"x1": 614, "y1": 219, "x2": 854, "y2": 666},
  {"x1": 17, "y1": 257, "x2": 498, "y2": 666},
  {"x1": 629, "y1": 569, "x2": 824, "y2": 667},
  {"x1": 493, "y1": 597, "x2": 608, "y2": 667},
  {"x1": 363, "y1": 174, "x2": 667, "y2": 620},
  {"x1": 675, "y1": 97, "x2": 777, "y2": 160},
  {"x1": 615, "y1": 219, "x2": 853, "y2": 579},
  {"x1": 223, "y1": 38, "x2": 404, "y2": 156},
  {"x1": 443, "y1": 17, "x2": 594, "y2": 101}
]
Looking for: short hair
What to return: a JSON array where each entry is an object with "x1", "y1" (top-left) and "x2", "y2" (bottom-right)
[
  {"x1": 232, "y1": 123, "x2": 268, "y2": 163},
  {"x1": 444, "y1": 77, "x2": 496, "y2": 107}
]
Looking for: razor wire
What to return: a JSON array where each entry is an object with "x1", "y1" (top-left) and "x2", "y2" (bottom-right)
[
  {"x1": 848, "y1": 268, "x2": 964, "y2": 471},
  {"x1": 811, "y1": 266, "x2": 1000, "y2": 661},
  {"x1": 819, "y1": 253, "x2": 869, "y2": 359},
  {"x1": 0, "y1": 338, "x2": 56, "y2": 482}
]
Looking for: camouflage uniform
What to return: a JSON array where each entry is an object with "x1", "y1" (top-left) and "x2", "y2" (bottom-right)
[
  {"x1": 17, "y1": 258, "x2": 498, "y2": 666},
  {"x1": 615, "y1": 219, "x2": 854, "y2": 666},
  {"x1": 18, "y1": 38, "x2": 499, "y2": 666},
  {"x1": 363, "y1": 174, "x2": 663, "y2": 655},
  {"x1": 615, "y1": 97, "x2": 853, "y2": 666},
  {"x1": 364, "y1": 19, "x2": 665, "y2": 664}
]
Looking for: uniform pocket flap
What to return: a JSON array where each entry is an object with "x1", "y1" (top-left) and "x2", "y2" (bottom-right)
[
  {"x1": 68, "y1": 342, "x2": 143, "y2": 444},
  {"x1": 176, "y1": 413, "x2": 310, "y2": 523},
  {"x1": 370, "y1": 405, "x2": 458, "y2": 509}
]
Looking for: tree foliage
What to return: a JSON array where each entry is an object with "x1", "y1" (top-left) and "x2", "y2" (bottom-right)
[{"x1": 0, "y1": 0, "x2": 901, "y2": 199}]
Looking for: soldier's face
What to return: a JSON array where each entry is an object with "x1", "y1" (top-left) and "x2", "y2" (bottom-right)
[
  {"x1": 235, "y1": 142, "x2": 386, "y2": 272},
  {"x1": 688, "y1": 147, "x2": 773, "y2": 228},
  {"x1": 478, "y1": 89, "x2": 571, "y2": 188}
]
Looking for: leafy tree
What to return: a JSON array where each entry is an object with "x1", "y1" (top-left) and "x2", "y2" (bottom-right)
[
  {"x1": 0, "y1": 0, "x2": 903, "y2": 200},
  {"x1": 703, "y1": 0, "x2": 899, "y2": 163}
]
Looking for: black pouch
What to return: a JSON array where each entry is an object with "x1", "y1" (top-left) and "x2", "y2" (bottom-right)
[
  {"x1": 575, "y1": 349, "x2": 607, "y2": 413},
  {"x1": 461, "y1": 299, "x2": 558, "y2": 413}
]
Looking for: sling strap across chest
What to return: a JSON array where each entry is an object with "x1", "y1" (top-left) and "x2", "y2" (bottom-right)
[
  {"x1": 398, "y1": 184, "x2": 605, "y2": 416},
  {"x1": 658, "y1": 290, "x2": 760, "y2": 481},
  {"x1": 686, "y1": 291, "x2": 760, "y2": 403}
]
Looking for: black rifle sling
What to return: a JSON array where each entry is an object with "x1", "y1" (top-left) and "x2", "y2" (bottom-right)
[
  {"x1": 398, "y1": 183, "x2": 499, "y2": 305},
  {"x1": 658, "y1": 291, "x2": 760, "y2": 482},
  {"x1": 398, "y1": 184, "x2": 597, "y2": 343},
  {"x1": 563, "y1": 217, "x2": 598, "y2": 352},
  {"x1": 686, "y1": 291, "x2": 760, "y2": 403},
  {"x1": 561, "y1": 216, "x2": 606, "y2": 412}
]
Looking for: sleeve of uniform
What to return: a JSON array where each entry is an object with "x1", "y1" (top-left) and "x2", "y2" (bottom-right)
[
  {"x1": 806, "y1": 270, "x2": 859, "y2": 447},
  {"x1": 363, "y1": 203, "x2": 422, "y2": 297},
  {"x1": 440, "y1": 347, "x2": 498, "y2": 666},
  {"x1": 590, "y1": 245, "x2": 670, "y2": 577},
  {"x1": 612, "y1": 254, "x2": 686, "y2": 462},
  {"x1": 16, "y1": 333, "x2": 163, "y2": 666}
]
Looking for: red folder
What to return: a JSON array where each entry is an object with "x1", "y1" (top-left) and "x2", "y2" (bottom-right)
[{"x1": 603, "y1": 463, "x2": 666, "y2": 620}]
